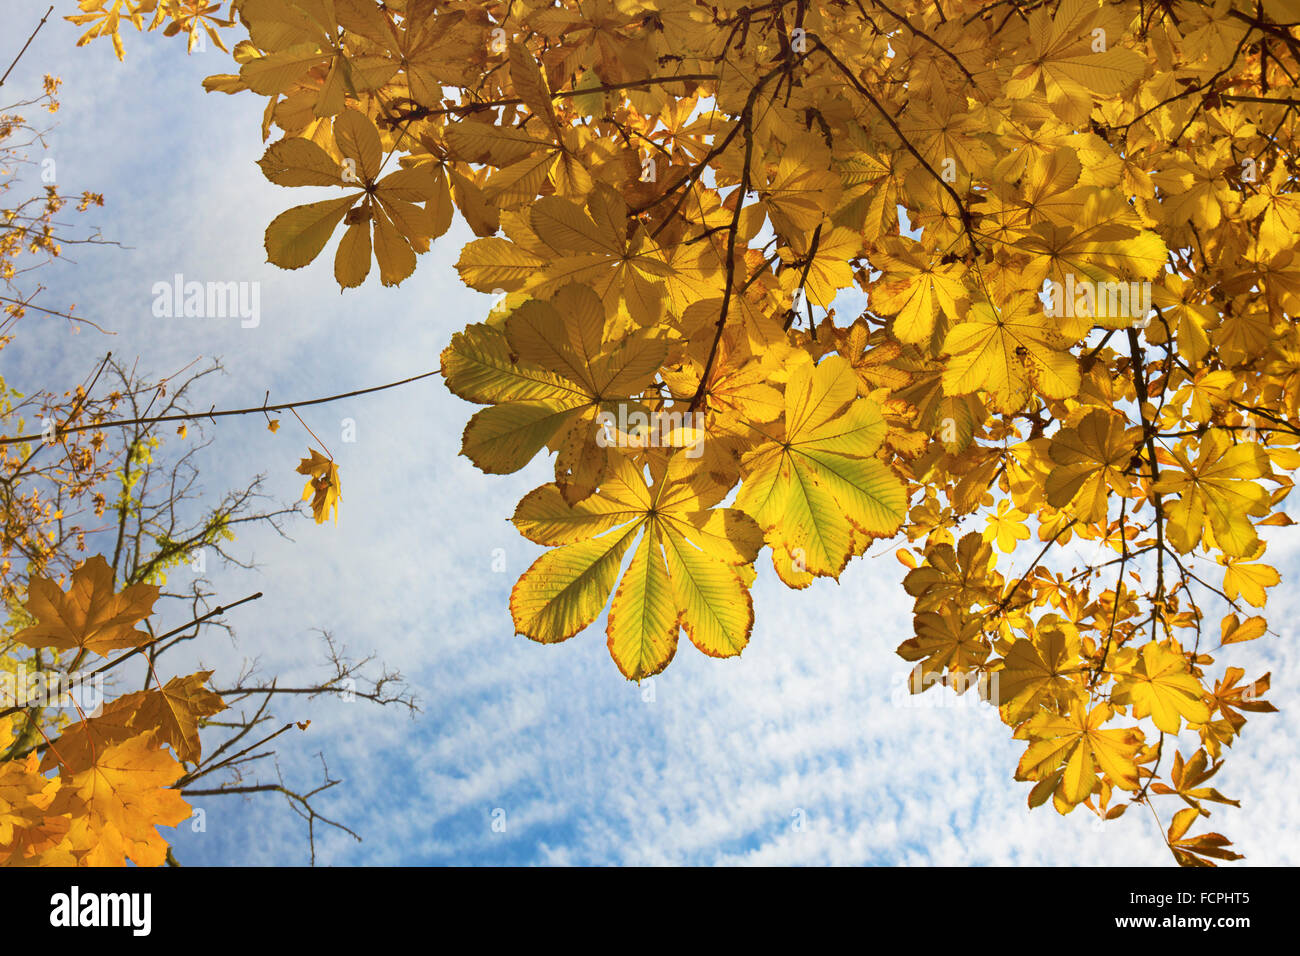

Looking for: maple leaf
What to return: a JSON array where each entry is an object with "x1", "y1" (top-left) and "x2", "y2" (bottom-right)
[
  {"x1": 47, "y1": 671, "x2": 227, "y2": 766},
  {"x1": 39, "y1": 699, "x2": 140, "y2": 776},
  {"x1": 125, "y1": 671, "x2": 225, "y2": 763},
  {"x1": 0, "y1": 754, "x2": 59, "y2": 850},
  {"x1": 48, "y1": 732, "x2": 191, "y2": 867},
  {"x1": 13, "y1": 555, "x2": 158, "y2": 657},
  {"x1": 297, "y1": 448, "x2": 341, "y2": 524}
]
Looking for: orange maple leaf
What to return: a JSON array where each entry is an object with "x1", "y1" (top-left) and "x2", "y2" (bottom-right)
[
  {"x1": 12, "y1": 555, "x2": 158, "y2": 657},
  {"x1": 49, "y1": 733, "x2": 191, "y2": 867}
]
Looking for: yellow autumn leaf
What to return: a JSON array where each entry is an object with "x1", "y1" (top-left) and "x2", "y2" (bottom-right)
[
  {"x1": 737, "y1": 353, "x2": 907, "y2": 579},
  {"x1": 48, "y1": 733, "x2": 192, "y2": 867},
  {"x1": 510, "y1": 454, "x2": 762, "y2": 679},
  {"x1": 13, "y1": 555, "x2": 158, "y2": 657},
  {"x1": 1152, "y1": 432, "x2": 1271, "y2": 557},
  {"x1": 1015, "y1": 698, "x2": 1143, "y2": 810},
  {"x1": 942, "y1": 294, "x2": 1080, "y2": 413},
  {"x1": 1113, "y1": 643, "x2": 1211, "y2": 734},
  {"x1": 1045, "y1": 409, "x2": 1139, "y2": 523},
  {"x1": 296, "y1": 448, "x2": 341, "y2": 524}
]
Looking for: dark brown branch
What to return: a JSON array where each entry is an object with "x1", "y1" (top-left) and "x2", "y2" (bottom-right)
[
  {"x1": 0, "y1": 5, "x2": 53, "y2": 89},
  {"x1": 0, "y1": 369, "x2": 438, "y2": 445}
]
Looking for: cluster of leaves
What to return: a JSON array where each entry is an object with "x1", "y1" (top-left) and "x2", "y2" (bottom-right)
[
  {"x1": 0, "y1": 348, "x2": 408, "y2": 865},
  {"x1": 1, "y1": 557, "x2": 224, "y2": 865},
  {"x1": 0, "y1": 43, "x2": 412, "y2": 862},
  {"x1": 68, "y1": 0, "x2": 237, "y2": 58},
  {"x1": 83, "y1": 0, "x2": 1300, "y2": 864},
  {"x1": 1, "y1": 76, "x2": 207, "y2": 867},
  {"x1": 1, "y1": 77, "x2": 105, "y2": 316},
  {"x1": 1, "y1": 82, "x2": 117, "y2": 607}
]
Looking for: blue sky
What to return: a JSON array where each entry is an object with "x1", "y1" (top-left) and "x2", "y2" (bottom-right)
[{"x1": 4, "y1": 3, "x2": 1299, "y2": 866}]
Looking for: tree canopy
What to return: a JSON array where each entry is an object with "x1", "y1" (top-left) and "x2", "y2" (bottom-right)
[{"x1": 7, "y1": 0, "x2": 1300, "y2": 865}]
